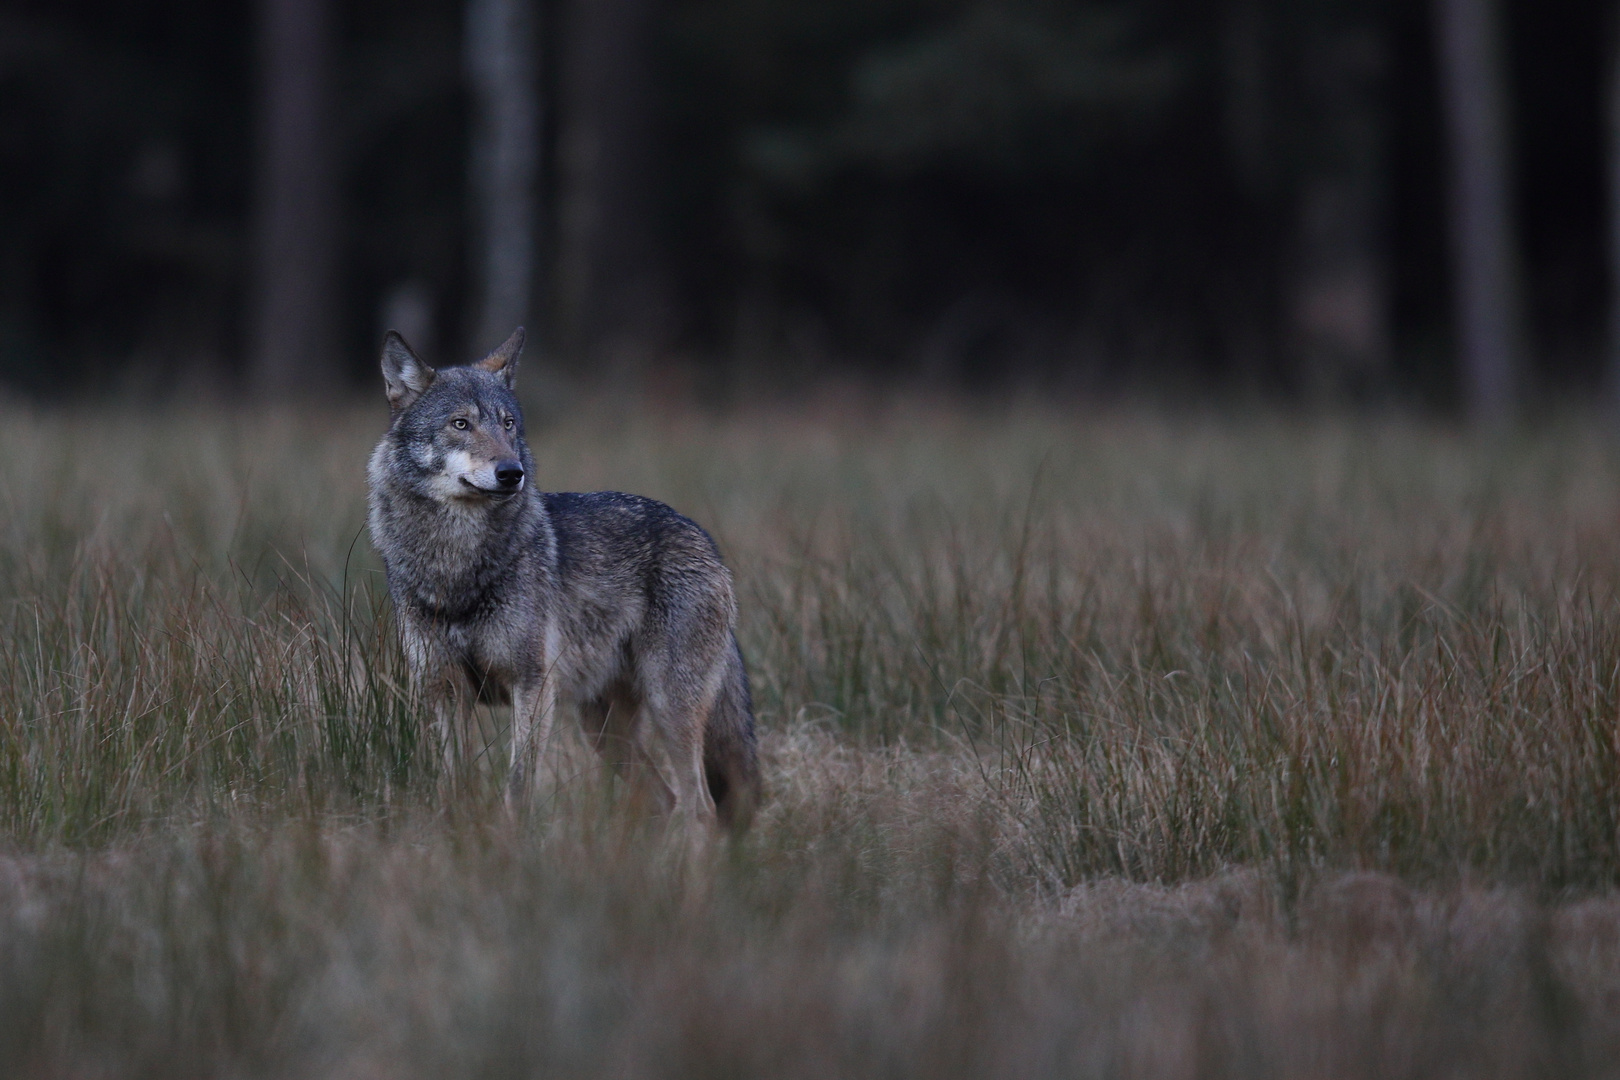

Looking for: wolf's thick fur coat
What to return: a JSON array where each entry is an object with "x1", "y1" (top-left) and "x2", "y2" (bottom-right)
[{"x1": 367, "y1": 329, "x2": 759, "y2": 830}]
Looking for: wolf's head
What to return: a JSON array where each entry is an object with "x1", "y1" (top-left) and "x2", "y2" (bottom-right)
[{"x1": 376, "y1": 327, "x2": 532, "y2": 505}]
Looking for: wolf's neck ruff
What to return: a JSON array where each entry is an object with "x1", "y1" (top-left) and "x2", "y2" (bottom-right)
[{"x1": 369, "y1": 448, "x2": 552, "y2": 624}]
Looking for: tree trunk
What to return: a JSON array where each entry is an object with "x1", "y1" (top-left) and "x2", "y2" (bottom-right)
[
  {"x1": 1607, "y1": 8, "x2": 1620, "y2": 410},
  {"x1": 1434, "y1": 0, "x2": 1523, "y2": 424},
  {"x1": 466, "y1": 0, "x2": 539, "y2": 353},
  {"x1": 1291, "y1": 7, "x2": 1390, "y2": 403},
  {"x1": 250, "y1": 0, "x2": 339, "y2": 397},
  {"x1": 556, "y1": 0, "x2": 669, "y2": 372},
  {"x1": 1222, "y1": 0, "x2": 1271, "y2": 195}
]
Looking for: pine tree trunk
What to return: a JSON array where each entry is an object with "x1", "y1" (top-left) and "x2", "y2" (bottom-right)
[
  {"x1": 1291, "y1": 7, "x2": 1389, "y2": 403},
  {"x1": 466, "y1": 0, "x2": 539, "y2": 353},
  {"x1": 1434, "y1": 0, "x2": 1523, "y2": 424},
  {"x1": 250, "y1": 0, "x2": 338, "y2": 397},
  {"x1": 1607, "y1": 9, "x2": 1620, "y2": 409},
  {"x1": 556, "y1": 0, "x2": 669, "y2": 371}
]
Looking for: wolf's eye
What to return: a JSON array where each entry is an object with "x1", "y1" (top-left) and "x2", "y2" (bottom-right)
[
  {"x1": 452, "y1": 418, "x2": 469, "y2": 430},
  {"x1": 504, "y1": 417, "x2": 514, "y2": 429}
]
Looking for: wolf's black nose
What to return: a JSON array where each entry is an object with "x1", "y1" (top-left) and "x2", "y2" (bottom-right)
[{"x1": 495, "y1": 461, "x2": 525, "y2": 489}]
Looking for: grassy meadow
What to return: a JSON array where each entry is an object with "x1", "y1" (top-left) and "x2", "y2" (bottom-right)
[{"x1": 3, "y1": 394, "x2": 1620, "y2": 1076}]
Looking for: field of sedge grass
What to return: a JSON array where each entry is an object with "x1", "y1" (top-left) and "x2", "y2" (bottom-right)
[{"x1": 3, "y1": 395, "x2": 1620, "y2": 1076}]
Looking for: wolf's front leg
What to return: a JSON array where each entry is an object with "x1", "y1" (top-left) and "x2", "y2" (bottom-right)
[
  {"x1": 430, "y1": 682, "x2": 475, "y2": 781},
  {"x1": 508, "y1": 676, "x2": 558, "y2": 812},
  {"x1": 400, "y1": 618, "x2": 470, "y2": 782}
]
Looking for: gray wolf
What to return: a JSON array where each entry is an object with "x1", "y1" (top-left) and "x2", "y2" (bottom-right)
[{"x1": 367, "y1": 327, "x2": 760, "y2": 832}]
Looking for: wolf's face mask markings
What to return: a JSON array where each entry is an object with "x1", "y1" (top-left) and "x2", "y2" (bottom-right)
[{"x1": 380, "y1": 328, "x2": 529, "y2": 505}]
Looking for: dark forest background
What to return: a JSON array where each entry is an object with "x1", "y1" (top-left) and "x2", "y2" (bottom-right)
[{"x1": 0, "y1": 0, "x2": 1612, "y2": 413}]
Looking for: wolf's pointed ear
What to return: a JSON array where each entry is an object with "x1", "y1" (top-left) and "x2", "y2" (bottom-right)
[
  {"x1": 474, "y1": 326, "x2": 524, "y2": 388},
  {"x1": 381, "y1": 331, "x2": 435, "y2": 413}
]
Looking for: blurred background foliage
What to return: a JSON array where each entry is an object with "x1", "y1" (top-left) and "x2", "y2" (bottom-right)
[{"x1": 0, "y1": 0, "x2": 1609, "y2": 409}]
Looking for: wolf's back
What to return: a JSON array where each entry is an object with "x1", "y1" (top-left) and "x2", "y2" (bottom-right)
[{"x1": 705, "y1": 634, "x2": 761, "y2": 831}]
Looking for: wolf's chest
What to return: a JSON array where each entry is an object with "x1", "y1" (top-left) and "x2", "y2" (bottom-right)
[
  {"x1": 373, "y1": 497, "x2": 523, "y2": 616},
  {"x1": 440, "y1": 619, "x2": 521, "y2": 705}
]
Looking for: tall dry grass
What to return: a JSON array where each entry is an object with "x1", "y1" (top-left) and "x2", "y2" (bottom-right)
[{"x1": 1, "y1": 398, "x2": 1619, "y2": 1075}]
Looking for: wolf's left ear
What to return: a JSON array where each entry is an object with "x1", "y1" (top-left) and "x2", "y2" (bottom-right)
[
  {"x1": 474, "y1": 326, "x2": 524, "y2": 388},
  {"x1": 381, "y1": 331, "x2": 436, "y2": 413}
]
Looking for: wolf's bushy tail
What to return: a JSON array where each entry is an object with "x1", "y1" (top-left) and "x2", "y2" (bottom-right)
[{"x1": 704, "y1": 634, "x2": 761, "y2": 832}]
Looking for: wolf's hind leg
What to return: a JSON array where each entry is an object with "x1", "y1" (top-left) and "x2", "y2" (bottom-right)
[
  {"x1": 632, "y1": 642, "x2": 725, "y2": 835},
  {"x1": 591, "y1": 693, "x2": 713, "y2": 831},
  {"x1": 638, "y1": 690, "x2": 720, "y2": 834},
  {"x1": 672, "y1": 725, "x2": 719, "y2": 837}
]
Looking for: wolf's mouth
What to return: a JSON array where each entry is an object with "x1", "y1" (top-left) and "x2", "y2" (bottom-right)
[{"x1": 460, "y1": 478, "x2": 519, "y2": 498}]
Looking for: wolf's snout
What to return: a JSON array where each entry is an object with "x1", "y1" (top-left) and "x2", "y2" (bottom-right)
[{"x1": 495, "y1": 461, "x2": 525, "y2": 489}]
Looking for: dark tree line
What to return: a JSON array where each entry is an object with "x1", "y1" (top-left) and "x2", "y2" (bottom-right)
[{"x1": 0, "y1": 0, "x2": 1611, "y2": 413}]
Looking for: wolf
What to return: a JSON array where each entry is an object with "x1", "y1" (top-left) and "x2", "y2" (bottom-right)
[{"x1": 366, "y1": 327, "x2": 760, "y2": 832}]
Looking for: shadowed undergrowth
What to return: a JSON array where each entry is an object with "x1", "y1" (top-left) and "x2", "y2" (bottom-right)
[{"x1": 2, "y1": 401, "x2": 1620, "y2": 1074}]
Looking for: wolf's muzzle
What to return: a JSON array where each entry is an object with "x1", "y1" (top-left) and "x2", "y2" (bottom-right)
[{"x1": 495, "y1": 460, "x2": 525, "y2": 490}]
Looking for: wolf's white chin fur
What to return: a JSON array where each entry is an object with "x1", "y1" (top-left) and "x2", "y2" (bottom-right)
[{"x1": 422, "y1": 448, "x2": 505, "y2": 502}]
